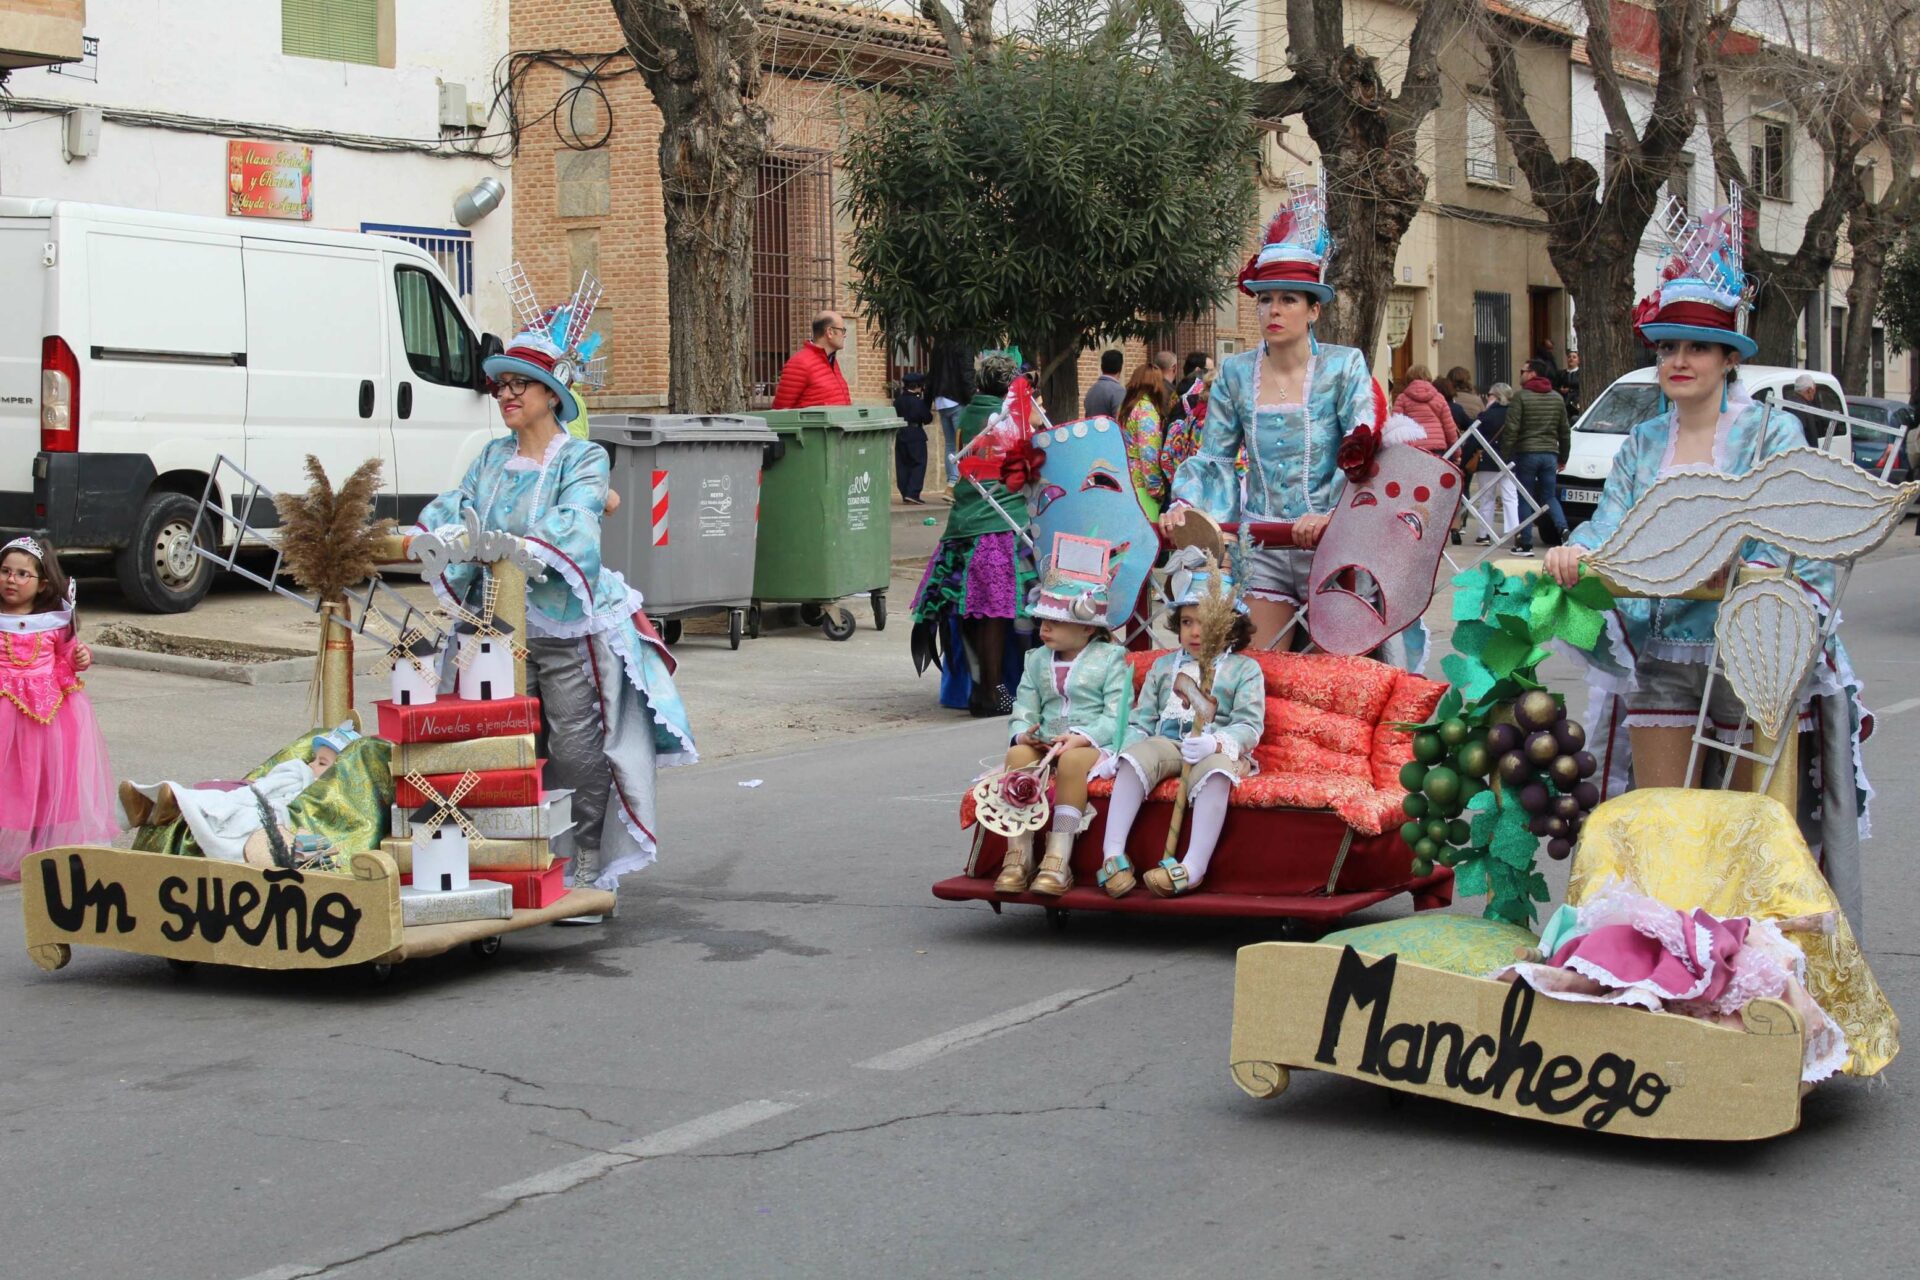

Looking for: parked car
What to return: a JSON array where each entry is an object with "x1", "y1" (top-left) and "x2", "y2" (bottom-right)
[
  {"x1": 1557, "y1": 365, "x2": 1849, "y2": 530},
  {"x1": 1842, "y1": 397, "x2": 1915, "y2": 482},
  {"x1": 0, "y1": 199, "x2": 504, "y2": 612}
]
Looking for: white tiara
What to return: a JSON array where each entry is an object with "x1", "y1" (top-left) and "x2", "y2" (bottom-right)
[{"x1": 2, "y1": 535, "x2": 44, "y2": 562}]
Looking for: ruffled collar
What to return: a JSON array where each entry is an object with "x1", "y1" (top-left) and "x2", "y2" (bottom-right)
[{"x1": 0, "y1": 608, "x2": 72, "y2": 635}]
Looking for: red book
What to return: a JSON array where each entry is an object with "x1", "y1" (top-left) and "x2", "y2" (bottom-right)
[
  {"x1": 471, "y1": 861, "x2": 572, "y2": 909},
  {"x1": 396, "y1": 764, "x2": 544, "y2": 809},
  {"x1": 376, "y1": 696, "x2": 541, "y2": 745}
]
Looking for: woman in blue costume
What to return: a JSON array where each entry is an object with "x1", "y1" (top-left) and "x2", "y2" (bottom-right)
[
  {"x1": 410, "y1": 279, "x2": 694, "y2": 914},
  {"x1": 1159, "y1": 180, "x2": 1422, "y2": 668},
  {"x1": 1544, "y1": 198, "x2": 1872, "y2": 925}
]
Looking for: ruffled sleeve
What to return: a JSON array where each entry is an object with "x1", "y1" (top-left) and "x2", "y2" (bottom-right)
[
  {"x1": 1170, "y1": 356, "x2": 1250, "y2": 522},
  {"x1": 1568, "y1": 421, "x2": 1652, "y2": 552}
]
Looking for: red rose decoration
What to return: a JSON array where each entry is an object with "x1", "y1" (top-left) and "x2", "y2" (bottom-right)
[
  {"x1": 1337, "y1": 424, "x2": 1380, "y2": 483},
  {"x1": 1236, "y1": 252, "x2": 1261, "y2": 297},
  {"x1": 1000, "y1": 440, "x2": 1045, "y2": 491},
  {"x1": 999, "y1": 769, "x2": 1043, "y2": 809},
  {"x1": 1631, "y1": 291, "x2": 1663, "y2": 340}
]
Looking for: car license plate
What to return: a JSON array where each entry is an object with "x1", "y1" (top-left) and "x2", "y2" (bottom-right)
[{"x1": 1560, "y1": 487, "x2": 1602, "y2": 505}]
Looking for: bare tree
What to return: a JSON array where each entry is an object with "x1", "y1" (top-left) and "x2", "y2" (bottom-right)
[
  {"x1": 613, "y1": 2, "x2": 770, "y2": 412},
  {"x1": 1698, "y1": 1, "x2": 1869, "y2": 365},
  {"x1": 1247, "y1": 0, "x2": 1481, "y2": 355},
  {"x1": 1829, "y1": 0, "x2": 1920, "y2": 393},
  {"x1": 1481, "y1": 0, "x2": 1713, "y2": 397}
]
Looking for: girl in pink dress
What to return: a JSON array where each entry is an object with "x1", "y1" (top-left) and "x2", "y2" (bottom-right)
[{"x1": 0, "y1": 537, "x2": 118, "y2": 879}]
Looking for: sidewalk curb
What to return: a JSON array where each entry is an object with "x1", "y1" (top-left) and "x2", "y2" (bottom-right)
[{"x1": 89, "y1": 645, "x2": 384, "y2": 686}]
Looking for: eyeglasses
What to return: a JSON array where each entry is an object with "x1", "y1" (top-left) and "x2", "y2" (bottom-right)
[
  {"x1": 0, "y1": 568, "x2": 41, "y2": 582},
  {"x1": 489, "y1": 376, "x2": 537, "y2": 398},
  {"x1": 825, "y1": 326, "x2": 848, "y2": 335}
]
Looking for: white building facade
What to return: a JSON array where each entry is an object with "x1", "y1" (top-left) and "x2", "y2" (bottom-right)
[{"x1": 0, "y1": 0, "x2": 514, "y2": 334}]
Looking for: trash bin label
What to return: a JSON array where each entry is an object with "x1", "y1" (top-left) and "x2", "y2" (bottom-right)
[
  {"x1": 651, "y1": 470, "x2": 670, "y2": 546},
  {"x1": 848, "y1": 469, "x2": 872, "y2": 532},
  {"x1": 699, "y1": 475, "x2": 734, "y2": 538}
]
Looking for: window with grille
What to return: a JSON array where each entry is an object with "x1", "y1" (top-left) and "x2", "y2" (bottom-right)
[
  {"x1": 283, "y1": 0, "x2": 382, "y2": 66},
  {"x1": 1466, "y1": 98, "x2": 1510, "y2": 186},
  {"x1": 1751, "y1": 120, "x2": 1790, "y2": 200},
  {"x1": 362, "y1": 224, "x2": 474, "y2": 305},
  {"x1": 751, "y1": 150, "x2": 836, "y2": 406},
  {"x1": 1474, "y1": 292, "x2": 1512, "y2": 394}
]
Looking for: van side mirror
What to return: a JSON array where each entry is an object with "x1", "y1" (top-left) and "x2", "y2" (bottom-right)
[{"x1": 476, "y1": 333, "x2": 504, "y2": 391}]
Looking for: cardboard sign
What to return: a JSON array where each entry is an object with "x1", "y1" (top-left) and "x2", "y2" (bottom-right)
[
  {"x1": 1229, "y1": 942, "x2": 1806, "y2": 1141},
  {"x1": 21, "y1": 846, "x2": 403, "y2": 972}
]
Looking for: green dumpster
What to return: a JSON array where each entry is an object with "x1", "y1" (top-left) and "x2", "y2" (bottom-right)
[{"x1": 753, "y1": 404, "x2": 903, "y2": 640}]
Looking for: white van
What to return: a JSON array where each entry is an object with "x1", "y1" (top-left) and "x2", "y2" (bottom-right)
[
  {"x1": 0, "y1": 199, "x2": 504, "y2": 611},
  {"x1": 1555, "y1": 364, "x2": 1849, "y2": 529}
]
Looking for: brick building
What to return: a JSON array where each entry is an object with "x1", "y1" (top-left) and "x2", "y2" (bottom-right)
[{"x1": 508, "y1": 1, "x2": 1259, "y2": 437}]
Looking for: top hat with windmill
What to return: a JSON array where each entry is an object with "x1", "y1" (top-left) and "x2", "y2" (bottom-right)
[
  {"x1": 446, "y1": 575, "x2": 528, "y2": 702},
  {"x1": 405, "y1": 770, "x2": 481, "y2": 892}
]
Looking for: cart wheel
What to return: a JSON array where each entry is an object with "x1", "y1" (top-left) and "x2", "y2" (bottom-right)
[
  {"x1": 470, "y1": 936, "x2": 502, "y2": 958},
  {"x1": 728, "y1": 610, "x2": 744, "y2": 651},
  {"x1": 662, "y1": 619, "x2": 683, "y2": 646},
  {"x1": 365, "y1": 961, "x2": 395, "y2": 986},
  {"x1": 28, "y1": 943, "x2": 70, "y2": 972},
  {"x1": 870, "y1": 590, "x2": 888, "y2": 632},
  {"x1": 1274, "y1": 917, "x2": 1309, "y2": 942},
  {"x1": 1045, "y1": 907, "x2": 1069, "y2": 933},
  {"x1": 822, "y1": 607, "x2": 857, "y2": 642},
  {"x1": 799, "y1": 603, "x2": 827, "y2": 626},
  {"x1": 746, "y1": 605, "x2": 762, "y2": 639},
  {"x1": 166, "y1": 958, "x2": 198, "y2": 976}
]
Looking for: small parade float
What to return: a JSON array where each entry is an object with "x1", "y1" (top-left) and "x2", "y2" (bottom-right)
[
  {"x1": 1228, "y1": 441, "x2": 1915, "y2": 1139},
  {"x1": 19, "y1": 456, "x2": 609, "y2": 982}
]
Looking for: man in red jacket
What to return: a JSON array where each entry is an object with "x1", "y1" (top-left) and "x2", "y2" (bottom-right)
[{"x1": 770, "y1": 310, "x2": 852, "y2": 409}]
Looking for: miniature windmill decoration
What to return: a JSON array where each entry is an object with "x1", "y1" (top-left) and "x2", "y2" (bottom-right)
[
  {"x1": 345, "y1": 578, "x2": 453, "y2": 707},
  {"x1": 405, "y1": 770, "x2": 481, "y2": 892},
  {"x1": 447, "y1": 575, "x2": 528, "y2": 702},
  {"x1": 1637, "y1": 183, "x2": 1758, "y2": 360},
  {"x1": 382, "y1": 620, "x2": 443, "y2": 707},
  {"x1": 499, "y1": 263, "x2": 607, "y2": 392}
]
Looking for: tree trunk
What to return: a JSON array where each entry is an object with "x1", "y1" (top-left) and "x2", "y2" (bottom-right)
[
  {"x1": 1562, "y1": 235, "x2": 1645, "y2": 400},
  {"x1": 1745, "y1": 267, "x2": 1819, "y2": 368},
  {"x1": 615, "y1": 2, "x2": 769, "y2": 414},
  {"x1": 1036, "y1": 333, "x2": 1082, "y2": 423},
  {"x1": 1843, "y1": 215, "x2": 1891, "y2": 395}
]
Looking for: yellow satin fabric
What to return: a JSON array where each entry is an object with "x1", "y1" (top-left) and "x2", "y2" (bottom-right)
[
  {"x1": 131, "y1": 733, "x2": 394, "y2": 861},
  {"x1": 1569, "y1": 788, "x2": 1898, "y2": 1077}
]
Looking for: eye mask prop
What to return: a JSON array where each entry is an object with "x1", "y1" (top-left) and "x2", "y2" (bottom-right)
[{"x1": 1307, "y1": 443, "x2": 1462, "y2": 655}]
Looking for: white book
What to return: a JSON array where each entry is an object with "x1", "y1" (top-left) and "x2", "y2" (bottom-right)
[{"x1": 391, "y1": 789, "x2": 574, "y2": 841}]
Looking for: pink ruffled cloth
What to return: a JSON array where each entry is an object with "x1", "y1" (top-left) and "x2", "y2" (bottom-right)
[
  {"x1": 1498, "y1": 880, "x2": 1848, "y2": 1082},
  {"x1": 0, "y1": 620, "x2": 119, "y2": 879}
]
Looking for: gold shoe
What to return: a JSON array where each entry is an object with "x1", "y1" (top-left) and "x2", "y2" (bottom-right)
[
  {"x1": 1097, "y1": 855, "x2": 1135, "y2": 898},
  {"x1": 1028, "y1": 832, "x2": 1076, "y2": 897},
  {"x1": 993, "y1": 832, "x2": 1036, "y2": 894},
  {"x1": 150, "y1": 784, "x2": 181, "y2": 827},
  {"x1": 118, "y1": 782, "x2": 152, "y2": 829},
  {"x1": 1143, "y1": 859, "x2": 1191, "y2": 898}
]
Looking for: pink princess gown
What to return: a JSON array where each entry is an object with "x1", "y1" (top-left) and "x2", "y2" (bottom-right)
[{"x1": 0, "y1": 610, "x2": 119, "y2": 878}]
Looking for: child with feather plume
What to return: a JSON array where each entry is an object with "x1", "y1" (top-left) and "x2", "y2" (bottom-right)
[{"x1": 1089, "y1": 549, "x2": 1265, "y2": 897}]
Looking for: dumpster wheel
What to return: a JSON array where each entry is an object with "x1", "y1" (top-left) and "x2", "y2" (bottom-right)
[
  {"x1": 746, "y1": 605, "x2": 763, "y2": 639},
  {"x1": 823, "y1": 607, "x2": 857, "y2": 642},
  {"x1": 799, "y1": 603, "x2": 827, "y2": 626},
  {"x1": 728, "y1": 609, "x2": 745, "y2": 651},
  {"x1": 870, "y1": 589, "x2": 888, "y2": 632},
  {"x1": 662, "y1": 619, "x2": 683, "y2": 646}
]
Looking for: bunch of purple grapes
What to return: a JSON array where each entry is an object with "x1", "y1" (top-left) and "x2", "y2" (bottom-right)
[
  {"x1": 1397, "y1": 690, "x2": 1601, "y2": 875},
  {"x1": 1487, "y1": 690, "x2": 1601, "y2": 860}
]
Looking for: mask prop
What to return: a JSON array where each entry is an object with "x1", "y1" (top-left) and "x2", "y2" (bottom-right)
[
  {"x1": 1030, "y1": 416, "x2": 1158, "y2": 641},
  {"x1": 1308, "y1": 442, "x2": 1462, "y2": 656}
]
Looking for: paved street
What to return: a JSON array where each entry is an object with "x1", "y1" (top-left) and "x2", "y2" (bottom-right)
[{"x1": 2, "y1": 541, "x2": 1918, "y2": 1280}]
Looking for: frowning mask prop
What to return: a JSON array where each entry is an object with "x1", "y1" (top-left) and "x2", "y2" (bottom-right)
[{"x1": 1307, "y1": 443, "x2": 1462, "y2": 655}]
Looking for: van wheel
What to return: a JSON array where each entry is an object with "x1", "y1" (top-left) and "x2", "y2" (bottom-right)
[{"x1": 116, "y1": 492, "x2": 214, "y2": 613}]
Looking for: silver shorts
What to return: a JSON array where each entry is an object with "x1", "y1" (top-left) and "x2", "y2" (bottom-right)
[
  {"x1": 1243, "y1": 545, "x2": 1315, "y2": 606},
  {"x1": 1624, "y1": 655, "x2": 1752, "y2": 733}
]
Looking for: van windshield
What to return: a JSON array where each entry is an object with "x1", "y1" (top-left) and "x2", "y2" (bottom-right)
[{"x1": 1574, "y1": 382, "x2": 1664, "y2": 436}]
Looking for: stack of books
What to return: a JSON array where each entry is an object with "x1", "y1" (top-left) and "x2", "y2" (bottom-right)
[{"x1": 376, "y1": 695, "x2": 575, "y2": 917}]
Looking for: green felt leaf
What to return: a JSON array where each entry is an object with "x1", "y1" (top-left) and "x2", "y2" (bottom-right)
[
  {"x1": 1453, "y1": 856, "x2": 1489, "y2": 897},
  {"x1": 1433, "y1": 688, "x2": 1464, "y2": 724},
  {"x1": 1569, "y1": 573, "x2": 1614, "y2": 612},
  {"x1": 1528, "y1": 870, "x2": 1553, "y2": 903},
  {"x1": 1449, "y1": 619, "x2": 1496, "y2": 658},
  {"x1": 1479, "y1": 629, "x2": 1536, "y2": 679},
  {"x1": 1490, "y1": 803, "x2": 1540, "y2": 868},
  {"x1": 1451, "y1": 562, "x2": 1498, "y2": 620},
  {"x1": 1441, "y1": 653, "x2": 1497, "y2": 703}
]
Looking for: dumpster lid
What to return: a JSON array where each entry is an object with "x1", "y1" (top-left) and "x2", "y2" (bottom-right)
[
  {"x1": 759, "y1": 404, "x2": 905, "y2": 435},
  {"x1": 588, "y1": 413, "x2": 778, "y2": 447}
]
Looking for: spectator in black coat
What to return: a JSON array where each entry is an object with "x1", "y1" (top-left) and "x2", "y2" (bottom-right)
[{"x1": 893, "y1": 372, "x2": 934, "y2": 504}]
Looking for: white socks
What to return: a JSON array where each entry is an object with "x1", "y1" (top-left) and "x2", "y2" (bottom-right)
[
  {"x1": 1181, "y1": 775, "x2": 1232, "y2": 887},
  {"x1": 1101, "y1": 766, "x2": 1146, "y2": 862},
  {"x1": 1051, "y1": 805, "x2": 1082, "y2": 836}
]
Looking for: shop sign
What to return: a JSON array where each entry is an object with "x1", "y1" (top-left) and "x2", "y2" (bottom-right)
[{"x1": 227, "y1": 140, "x2": 313, "y2": 220}]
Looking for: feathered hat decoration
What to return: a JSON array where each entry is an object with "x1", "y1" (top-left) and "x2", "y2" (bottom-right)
[
  {"x1": 486, "y1": 264, "x2": 610, "y2": 423},
  {"x1": 1239, "y1": 171, "x2": 1334, "y2": 303},
  {"x1": 1632, "y1": 184, "x2": 1757, "y2": 358}
]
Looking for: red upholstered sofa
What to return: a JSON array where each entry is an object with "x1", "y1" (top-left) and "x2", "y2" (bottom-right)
[{"x1": 936, "y1": 649, "x2": 1455, "y2": 922}]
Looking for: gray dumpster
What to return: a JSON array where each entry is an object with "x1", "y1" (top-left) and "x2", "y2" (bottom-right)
[{"x1": 589, "y1": 413, "x2": 777, "y2": 649}]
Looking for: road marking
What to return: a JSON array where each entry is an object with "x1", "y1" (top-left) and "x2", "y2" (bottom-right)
[
  {"x1": 856, "y1": 988, "x2": 1114, "y2": 1072},
  {"x1": 487, "y1": 1099, "x2": 797, "y2": 1201},
  {"x1": 235, "y1": 1267, "x2": 322, "y2": 1280},
  {"x1": 1876, "y1": 696, "x2": 1920, "y2": 717}
]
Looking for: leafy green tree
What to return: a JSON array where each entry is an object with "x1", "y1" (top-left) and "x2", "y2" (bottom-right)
[
  {"x1": 1876, "y1": 229, "x2": 1920, "y2": 357},
  {"x1": 843, "y1": 10, "x2": 1257, "y2": 409}
]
